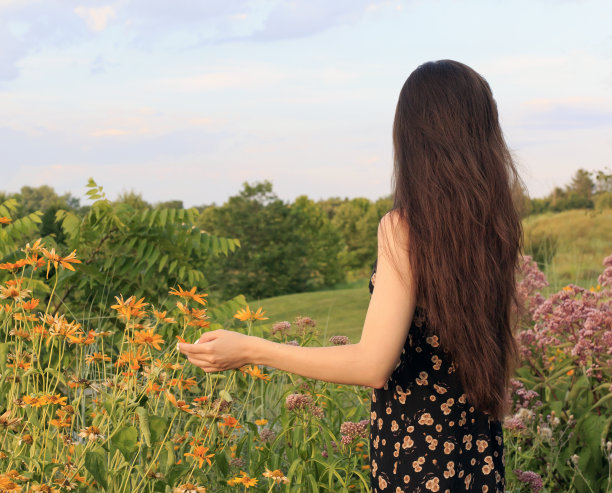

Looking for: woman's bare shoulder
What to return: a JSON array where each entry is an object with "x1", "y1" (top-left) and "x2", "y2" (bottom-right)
[{"x1": 378, "y1": 209, "x2": 410, "y2": 261}]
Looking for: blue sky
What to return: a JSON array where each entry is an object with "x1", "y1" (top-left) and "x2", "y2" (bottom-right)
[{"x1": 1, "y1": 0, "x2": 611, "y2": 207}]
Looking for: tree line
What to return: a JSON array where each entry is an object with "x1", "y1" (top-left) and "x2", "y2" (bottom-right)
[{"x1": 1, "y1": 167, "x2": 610, "y2": 301}]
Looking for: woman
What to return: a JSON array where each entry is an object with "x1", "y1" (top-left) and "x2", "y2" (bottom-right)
[{"x1": 179, "y1": 59, "x2": 524, "y2": 492}]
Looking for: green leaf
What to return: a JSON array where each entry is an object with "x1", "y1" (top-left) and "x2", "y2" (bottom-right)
[
  {"x1": 579, "y1": 414, "x2": 605, "y2": 463},
  {"x1": 219, "y1": 389, "x2": 232, "y2": 403},
  {"x1": 111, "y1": 425, "x2": 139, "y2": 462},
  {"x1": 215, "y1": 451, "x2": 229, "y2": 477},
  {"x1": 148, "y1": 415, "x2": 169, "y2": 443},
  {"x1": 166, "y1": 464, "x2": 189, "y2": 487},
  {"x1": 85, "y1": 448, "x2": 108, "y2": 490},
  {"x1": 0, "y1": 343, "x2": 8, "y2": 374},
  {"x1": 159, "y1": 441, "x2": 175, "y2": 474},
  {"x1": 136, "y1": 407, "x2": 151, "y2": 447},
  {"x1": 160, "y1": 208, "x2": 168, "y2": 227},
  {"x1": 158, "y1": 254, "x2": 168, "y2": 272}
]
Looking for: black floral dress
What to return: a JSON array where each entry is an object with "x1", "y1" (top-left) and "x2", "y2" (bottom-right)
[{"x1": 368, "y1": 260, "x2": 505, "y2": 492}]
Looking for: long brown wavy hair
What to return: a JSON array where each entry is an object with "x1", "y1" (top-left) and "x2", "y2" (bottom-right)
[{"x1": 391, "y1": 60, "x2": 525, "y2": 421}]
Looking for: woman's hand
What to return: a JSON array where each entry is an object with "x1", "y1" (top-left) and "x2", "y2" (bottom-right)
[{"x1": 177, "y1": 329, "x2": 255, "y2": 372}]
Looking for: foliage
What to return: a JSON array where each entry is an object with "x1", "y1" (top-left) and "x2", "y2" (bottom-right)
[
  {"x1": 522, "y1": 208, "x2": 612, "y2": 286},
  {"x1": 330, "y1": 197, "x2": 392, "y2": 277},
  {"x1": 504, "y1": 255, "x2": 612, "y2": 492},
  {"x1": 45, "y1": 179, "x2": 240, "y2": 314},
  {"x1": 526, "y1": 167, "x2": 612, "y2": 216},
  {"x1": 0, "y1": 230, "x2": 611, "y2": 490},
  {"x1": 198, "y1": 182, "x2": 346, "y2": 300},
  {"x1": 0, "y1": 243, "x2": 370, "y2": 492}
]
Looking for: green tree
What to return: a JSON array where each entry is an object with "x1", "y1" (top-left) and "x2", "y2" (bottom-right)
[
  {"x1": 198, "y1": 181, "x2": 345, "y2": 299},
  {"x1": 49, "y1": 179, "x2": 240, "y2": 314},
  {"x1": 331, "y1": 196, "x2": 392, "y2": 274},
  {"x1": 567, "y1": 168, "x2": 595, "y2": 200}
]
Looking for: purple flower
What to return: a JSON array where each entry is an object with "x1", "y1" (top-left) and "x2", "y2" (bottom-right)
[
  {"x1": 271, "y1": 321, "x2": 291, "y2": 336},
  {"x1": 259, "y1": 428, "x2": 276, "y2": 444},
  {"x1": 339, "y1": 419, "x2": 369, "y2": 445},
  {"x1": 329, "y1": 335, "x2": 349, "y2": 345},
  {"x1": 514, "y1": 469, "x2": 543, "y2": 492}
]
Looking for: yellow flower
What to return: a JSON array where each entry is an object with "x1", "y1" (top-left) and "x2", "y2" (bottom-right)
[
  {"x1": 254, "y1": 419, "x2": 268, "y2": 426},
  {"x1": 169, "y1": 285, "x2": 208, "y2": 306},
  {"x1": 234, "y1": 306, "x2": 268, "y2": 322},
  {"x1": 78, "y1": 426, "x2": 105, "y2": 441},
  {"x1": 228, "y1": 471, "x2": 258, "y2": 488},
  {"x1": 173, "y1": 484, "x2": 206, "y2": 493},
  {"x1": 45, "y1": 394, "x2": 68, "y2": 406},
  {"x1": 262, "y1": 468, "x2": 288, "y2": 484}
]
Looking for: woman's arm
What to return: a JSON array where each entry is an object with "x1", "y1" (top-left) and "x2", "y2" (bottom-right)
[{"x1": 178, "y1": 211, "x2": 417, "y2": 388}]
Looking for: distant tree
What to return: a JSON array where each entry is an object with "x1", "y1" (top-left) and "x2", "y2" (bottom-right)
[
  {"x1": 116, "y1": 190, "x2": 150, "y2": 210},
  {"x1": 317, "y1": 197, "x2": 347, "y2": 221},
  {"x1": 567, "y1": 168, "x2": 595, "y2": 200},
  {"x1": 198, "y1": 181, "x2": 345, "y2": 299},
  {"x1": 13, "y1": 185, "x2": 81, "y2": 244},
  {"x1": 331, "y1": 196, "x2": 392, "y2": 273},
  {"x1": 594, "y1": 168, "x2": 612, "y2": 194},
  {"x1": 156, "y1": 200, "x2": 184, "y2": 209}
]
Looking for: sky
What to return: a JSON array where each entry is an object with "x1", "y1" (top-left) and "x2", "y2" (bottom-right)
[{"x1": 1, "y1": 0, "x2": 611, "y2": 207}]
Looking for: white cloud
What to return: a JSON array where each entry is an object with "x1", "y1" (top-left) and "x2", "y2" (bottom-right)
[{"x1": 74, "y1": 5, "x2": 115, "y2": 32}]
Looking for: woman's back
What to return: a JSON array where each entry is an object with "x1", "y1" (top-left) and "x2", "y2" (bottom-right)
[{"x1": 368, "y1": 260, "x2": 506, "y2": 492}]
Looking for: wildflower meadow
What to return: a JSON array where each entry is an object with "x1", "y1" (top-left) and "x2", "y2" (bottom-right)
[{"x1": 0, "y1": 189, "x2": 611, "y2": 492}]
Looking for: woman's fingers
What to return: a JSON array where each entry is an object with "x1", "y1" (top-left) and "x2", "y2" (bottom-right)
[{"x1": 179, "y1": 342, "x2": 212, "y2": 355}]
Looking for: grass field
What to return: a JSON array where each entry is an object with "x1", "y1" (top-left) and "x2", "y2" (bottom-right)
[
  {"x1": 250, "y1": 281, "x2": 371, "y2": 342},
  {"x1": 523, "y1": 208, "x2": 612, "y2": 286},
  {"x1": 249, "y1": 209, "x2": 612, "y2": 344}
]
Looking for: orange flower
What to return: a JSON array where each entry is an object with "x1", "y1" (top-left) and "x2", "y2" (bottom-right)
[
  {"x1": 20, "y1": 298, "x2": 40, "y2": 310},
  {"x1": 111, "y1": 295, "x2": 148, "y2": 321},
  {"x1": 145, "y1": 381, "x2": 162, "y2": 394},
  {"x1": 41, "y1": 248, "x2": 81, "y2": 278},
  {"x1": 184, "y1": 445, "x2": 214, "y2": 468},
  {"x1": 50, "y1": 409, "x2": 72, "y2": 429},
  {"x1": 85, "y1": 352, "x2": 111, "y2": 364},
  {"x1": 7, "y1": 353, "x2": 32, "y2": 370},
  {"x1": 0, "y1": 284, "x2": 32, "y2": 302},
  {"x1": 234, "y1": 306, "x2": 268, "y2": 322},
  {"x1": 23, "y1": 238, "x2": 44, "y2": 254},
  {"x1": 153, "y1": 309, "x2": 177, "y2": 323},
  {"x1": 153, "y1": 358, "x2": 182, "y2": 371},
  {"x1": 239, "y1": 365, "x2": 270, "y2": 381},
  {"x1": 254, "y1": 418, "x2": 268, "y2": 426},
  {"x1": 0, "y1": 217, "x2": 11, "y2": 224},
  {"x1": 131, "y1": 328, "x2": 164, "y2": 350},
  {"x1": 114, "y1": 347, "x2": 151, "y2": 370},
  {"x1": 165, "y1": 391, "x2": 195, "y2": 414},
  {"x1": 169, "y1": 377, "x2": 197, "y2": 391},
  {"x1": 169, "y1": 285, "x2": 208, "y2": 306},
  {"x1": 219, "y1": 415, "x2": 241, "y2": 429}
]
